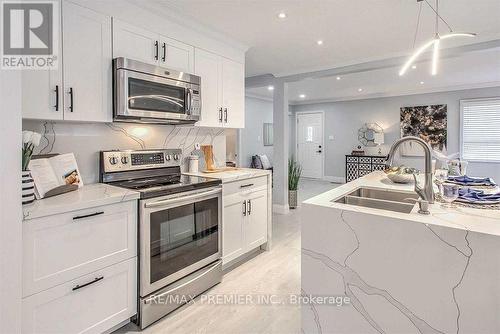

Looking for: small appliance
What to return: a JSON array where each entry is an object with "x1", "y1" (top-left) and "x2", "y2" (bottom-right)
[{"x1": 113, "y1": 57, "x2": 201, "y2": 124}]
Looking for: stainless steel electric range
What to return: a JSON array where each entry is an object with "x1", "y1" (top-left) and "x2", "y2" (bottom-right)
[{"x1": 100, "y1": 149, "x2": 222, "y2": 329}]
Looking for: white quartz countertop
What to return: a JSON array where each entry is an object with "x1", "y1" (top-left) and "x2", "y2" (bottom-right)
[
  {"x1": 23, "y1": 183, "x2": 140, "y2": 221},
  {"x1": 304, "y1": 171, "x2": 500, "y2": 237},
  {"x1": 183, "y1": 168, "x2": 271, "y2": 183}
]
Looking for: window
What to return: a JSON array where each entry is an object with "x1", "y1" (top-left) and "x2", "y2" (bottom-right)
[{"x1": 461, "y1": 98, "x2": 500, "y2": 162}]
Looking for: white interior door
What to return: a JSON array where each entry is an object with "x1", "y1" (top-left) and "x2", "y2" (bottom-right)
[{"x1": 296, "y1": 112, "x2": 324, "y2": 179}]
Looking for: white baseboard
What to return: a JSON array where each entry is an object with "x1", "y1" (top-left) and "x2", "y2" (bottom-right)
[
  {"x1": 323, "y1": 176, "x2": 345, "y2": 184},
  {"x1": 272, "y1": 203, "x2": 290, "y2": 215}
]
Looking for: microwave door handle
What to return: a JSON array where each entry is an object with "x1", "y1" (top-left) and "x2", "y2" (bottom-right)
[
  {"x1": 186, "y1": 88, "x2": 192, "y2": 114},
  {"x1": 145, "y1": 188, "x2": 221, "y2": 208}
]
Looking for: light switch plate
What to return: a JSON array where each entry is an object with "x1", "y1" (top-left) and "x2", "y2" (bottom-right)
[{"x1": 328, "y1": 135, "x2": 334, "y2": 140}]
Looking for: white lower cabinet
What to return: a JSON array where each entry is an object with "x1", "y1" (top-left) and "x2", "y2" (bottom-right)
[
  {"x1": 22, "y1": 258, "x2": 137, "y2": 334},
  {"x1": 22, "y1": 199, "x2": 138, "y2": 334},
  {"x1": 222, "y1": 180, "x2": 269, "y2": 265}
]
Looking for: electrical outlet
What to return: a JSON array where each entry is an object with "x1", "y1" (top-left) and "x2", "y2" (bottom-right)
[{"x1": 329, "y1": 135, "x2": 334, "y2": 140}]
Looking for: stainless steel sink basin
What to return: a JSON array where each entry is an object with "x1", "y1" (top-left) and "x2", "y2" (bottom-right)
[
  {"x1": 346, "y1": 187, "x2": 418, "y2": 202},
  {"x1": 333, "y1": 187, "x2": 418, "y2": 214}
]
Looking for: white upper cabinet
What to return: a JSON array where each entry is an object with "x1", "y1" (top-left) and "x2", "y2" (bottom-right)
[
  {"x1": 159, "y1": 35, "x2": 194, "y2": 73},
  {"x1": 21, "y1": 1, "x2": 112, "y2": 123},
  {"x1": 194, "y1": 48, "x2": 223, "y2": 127},
  {"x1": 222, "y1": 58, "x2": 245, "y2": 128},
  {"x1": 112, "y1": 19, "x2": 158, "y2": 65},
  {"x1": 113, "y1": 20, "x2": 194, "y2": 73},
  {"x1": 194, "y1": 48, "x2": 245, "y2": 129},
  {"x1": 62, "y1": 1, "x2": 112, "y2": 122}
]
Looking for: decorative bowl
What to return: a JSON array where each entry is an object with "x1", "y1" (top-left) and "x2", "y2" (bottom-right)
[{"x1": 385, "y1": 166, "x2": 419, "y2": 184}]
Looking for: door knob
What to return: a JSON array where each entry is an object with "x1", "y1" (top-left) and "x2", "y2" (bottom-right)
[
  {"x1": 316, "y1": 150, "x2": 322, "y2": 153},
  {"x1": 318, "y1": 145, "x2": 322, "y2": 148}
]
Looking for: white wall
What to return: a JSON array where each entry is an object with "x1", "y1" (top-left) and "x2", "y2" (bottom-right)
[
  {"x1": 239, "y1": 96, "x2": 274, "y2": 167},
  {"x1": 23, "y1": 121, "x2": 227, "y2": 183},
  {"x1": 291, "y1": 86, "x2": 500, "y2": 182},
  {"x1": 0, "y1": 71, "x2": 23, "y2": 333}
]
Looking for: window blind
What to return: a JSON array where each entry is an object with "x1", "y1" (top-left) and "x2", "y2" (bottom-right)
[{"x1": 461, "y1": 98, "x2": 500, "y2": 162}]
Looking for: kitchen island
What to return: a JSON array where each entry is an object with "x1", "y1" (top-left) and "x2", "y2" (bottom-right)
[{"x1": 301, "y1": 171, "x2": 500, "y2": 334}]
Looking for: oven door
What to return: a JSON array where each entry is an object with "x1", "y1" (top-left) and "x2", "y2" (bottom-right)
[
  {"x1": 115, "y1": 68, "x2": 199, "y2": 123},
  {"x1": 140, "y1": 187, "x2": 221, "y2": 297}
]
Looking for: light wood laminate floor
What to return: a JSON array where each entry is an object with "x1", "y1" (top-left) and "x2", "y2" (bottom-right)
[{"x1": 116, "y1": 179, "x2": 338, "y2": 334}]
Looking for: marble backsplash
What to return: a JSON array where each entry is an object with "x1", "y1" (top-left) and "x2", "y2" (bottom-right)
[{"x1": 23, "y1": 120, "x2": 226, "y2": 184}]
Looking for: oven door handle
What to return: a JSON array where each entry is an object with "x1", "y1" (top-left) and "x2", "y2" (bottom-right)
[{"x1": 145, "y1": 188, "x2": 221, "y2": 208}]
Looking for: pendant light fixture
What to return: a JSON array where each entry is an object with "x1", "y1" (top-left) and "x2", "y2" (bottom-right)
[{"x1": 399, "y1": 0, "x2": 476, "y2": 76}]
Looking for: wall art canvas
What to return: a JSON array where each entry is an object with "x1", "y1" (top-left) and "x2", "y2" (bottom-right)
[{"x1": 400, "y1": 104, "x2": 447, "y2": 156}]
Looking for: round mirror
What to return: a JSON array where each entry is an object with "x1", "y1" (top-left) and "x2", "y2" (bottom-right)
[{"x1": 358, "y1": 123, "x2": 383, "y2": 147}]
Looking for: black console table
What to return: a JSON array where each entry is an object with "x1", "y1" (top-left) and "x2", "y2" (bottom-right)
[{"x1": 345, "y1": 155, "x2": 387, "y2": 182}]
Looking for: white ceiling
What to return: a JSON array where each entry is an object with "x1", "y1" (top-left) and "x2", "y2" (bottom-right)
[
  {"x1": 150, "y1": 0, "x2": 500, "y2": 77},
  {"x1": 246, "y1": 48, "x2": 500, "y2": 103}
]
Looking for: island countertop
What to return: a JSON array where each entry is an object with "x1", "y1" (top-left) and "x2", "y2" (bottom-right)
[
  {"x1": 304, "y1": 171, "x2": 500, "y2": 237},
  {"x1": 183, "y1": 168, "x2": 271, "y2": 183},
  {"x1": 23, "y1": 183, "x2": 140, "y2": 221}
]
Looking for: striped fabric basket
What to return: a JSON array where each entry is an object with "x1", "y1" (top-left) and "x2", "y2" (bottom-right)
[{"x1": 22, "y1": 171, "x2": 35, "y2": 205}]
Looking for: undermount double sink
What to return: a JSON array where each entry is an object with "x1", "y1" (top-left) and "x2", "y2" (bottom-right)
[{"x1": 334, "y1": 187, "x2": 419, "y2": 214}]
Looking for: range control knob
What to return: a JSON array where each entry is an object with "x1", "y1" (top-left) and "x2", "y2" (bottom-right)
[
  {"x1": 121, "y1": 156, "x2": 129, "y2": 164},
  {"x1": 173, "y1": 154, "x2": 180, "y2": 160},
  {"x1": 109, "y1": 156, "x2": 118, "y2": 165},
  {"x1": 165, "y1": 154, "x2": 171, "y2": 161}
]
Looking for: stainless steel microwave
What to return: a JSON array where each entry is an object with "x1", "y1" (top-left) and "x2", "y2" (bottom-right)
[{"x1": 113, "y1": 57, "x2": 201, "y2": 124}]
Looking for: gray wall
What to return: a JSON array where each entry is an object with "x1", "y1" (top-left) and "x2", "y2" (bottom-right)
[
  {"x1": 291, "y1": 86, "x2": 500, "y2": 182},
  {"x1": 240, "y1": 96, "x2": 274, "y2": 167}
]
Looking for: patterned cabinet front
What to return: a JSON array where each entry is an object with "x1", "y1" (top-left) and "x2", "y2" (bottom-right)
[{"x1": 345, "y1": 155, "x2": 386, "y2": 182}]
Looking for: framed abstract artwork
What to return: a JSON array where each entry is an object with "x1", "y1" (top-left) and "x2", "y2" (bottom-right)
[{"x1": 400, "y1": 104, "x2": 447, "y2": 156}]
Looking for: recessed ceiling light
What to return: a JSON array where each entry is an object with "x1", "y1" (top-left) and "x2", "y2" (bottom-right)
[
  {"x1": 267, "y1": 85, "x2": 274, "y2": 91},
  {"x1": 277, "y1": 12, "x2": 287, "y2": 19},
  {"x1": 420, "y1": 81, "x2": 425, "y2": 85},
  {"x1": 358, "y1": 88, "x2": 363, "y2": 92},
  {"x1": 299, "y1": 94, "x2": 306, "y2": 99},
  {"x1": 316, "y1": 40, "x2": 323, "y2": 46},
  {"x1": 336, "y1": 76, "x2": 341, "y2": 80},
  {"x1": 412, "y1": 65, "x2": 417, "y2": 69}
]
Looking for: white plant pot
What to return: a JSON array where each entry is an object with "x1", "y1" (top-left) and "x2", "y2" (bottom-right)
[{"x1": 22, "y1": 170, "x2": 35, "y2": 205}]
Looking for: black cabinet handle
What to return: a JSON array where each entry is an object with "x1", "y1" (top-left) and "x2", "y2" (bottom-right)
[
  {"x1": 154, "y1": 41, "x2": 159, "y2": 60},
  {"x1": 224, "y1": 108, "x2": 228, "y2": 123},
  {"x1": 240, "y1": 183, "x2": 254, "y2": 188},
  {"x1": 218, "y1": 107, "x2": 223, "y2": 122},
  {"x1": 316, "y1": 150, "x2": 322, "y2": 153},
  {"x1": 247, "y1": 199, "x2": 252, "y2": 215},
  {"x1": 72, "y1": 276, "x2": 104, "y2": 291},
  {"x1": 162, "y1": 42, "x2": 166, "y2": 62},
  {"x1": 73, "y1": 211, "x2": 104, "y2": 220},
  {"x1": 54, "y1": 85, "x2": 59, "y2": 111},
  {"x1": 242, "y1": 201, "x2": 247, "y2": 216},
  {"x1": 68, "y1": 87, "x2": 74, "y2": 112}
]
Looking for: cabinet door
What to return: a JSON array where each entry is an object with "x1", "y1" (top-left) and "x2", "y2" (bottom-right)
[
  {"x1": 245, "y1": 189, "x2": 268, "y2": 251},
  {"x1": 112, "y1": 19, "x2": 158, "y2": 65},
  {"x1": 222, "y1": 194, "x2": 245, "y2": 264},
  {"x1": 62, "y1": 1, "x2": 112, "y2": 122},
  {"x1": 194, "y1": 48, "x2": 223, "y2": 127},
  {"x1": 159, "y1": 36, "x2": 194, "y2": 73},
  {"x1": 222, "y1": 58, "x2": 245, "y2": 128},
  {"x1": 21, "y1": 3, "x2": 63, "y2": 121}
]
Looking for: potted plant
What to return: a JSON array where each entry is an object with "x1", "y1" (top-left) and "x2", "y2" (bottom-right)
[
  {"x1": 288, "y1": 156, "x2": 302, "y2": 209},
  {"x1": 22, "y1": 131, "x2": 41, "y2": 205}
]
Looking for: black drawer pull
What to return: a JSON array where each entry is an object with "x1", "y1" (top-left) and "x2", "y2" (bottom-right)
[
  {"x1": 154, "y1": 41, "x2": 159, "y2": 60},
  {"x1": 54, "y1": 85, "x2": 59, "y2": 111},
  {"x1": 73, "y1": 211, "x2": 104, "y2": 220},
  {"x1": 240, "y1": 183, "x2": 254, "y2": 188},
  {"x1": 72, "y1": 276, "x2": 104, "y2": 291},
  {"x1": 68, "y1": 87, "x2": 74, "y2": 112}
]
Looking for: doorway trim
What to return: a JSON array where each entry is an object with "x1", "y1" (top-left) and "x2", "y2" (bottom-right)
[{"x1": 294, "y1": 110, "x2": 325, "y2": 179}]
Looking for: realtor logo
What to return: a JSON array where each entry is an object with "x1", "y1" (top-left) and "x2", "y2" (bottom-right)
[{"x1": 1, "y1": 1, "x2": 59, "y2": 69}]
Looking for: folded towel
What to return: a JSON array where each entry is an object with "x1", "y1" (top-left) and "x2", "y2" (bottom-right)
[
  {"x1": 457, "y1": 188, "x2": 500, "y2": 204},
  {"x1": 447, "y1": 175, "x2": 496, "y2": 187}
]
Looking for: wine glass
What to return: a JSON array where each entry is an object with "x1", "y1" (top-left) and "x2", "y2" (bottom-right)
[
  {"x1": 434, "y1": 169, "x2": 448, "y2": 197},
  {"x1": 441, "y1": 184, "x2": 459, "y2": 208}
]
